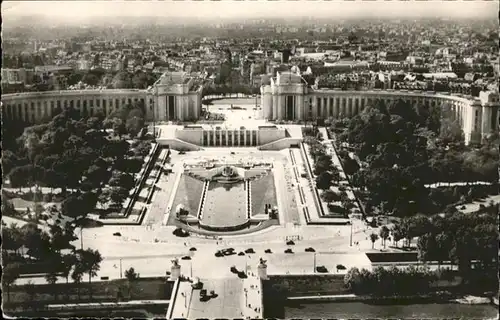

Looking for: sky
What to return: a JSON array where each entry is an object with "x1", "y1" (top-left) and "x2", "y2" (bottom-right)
[{"x1": 2, "y1": 0, "x2": 498, "y2": 20}]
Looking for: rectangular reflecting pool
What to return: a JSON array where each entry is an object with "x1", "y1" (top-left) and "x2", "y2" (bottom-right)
[{"x1": 202, "y1": 181, "x2": 247, "y2": 227}]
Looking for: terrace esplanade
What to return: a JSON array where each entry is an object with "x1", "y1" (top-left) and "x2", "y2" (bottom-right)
[
  {"x1": 2, "y1": 71, "x2": 203, "y2": 123},
  {"x1": 261, "y1": 72, "x2": 500, "y2": 145}
]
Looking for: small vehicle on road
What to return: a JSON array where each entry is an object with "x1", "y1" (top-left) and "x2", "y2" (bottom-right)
[
  {"x1": 264, "y1": 249, "x2": 272, "y2": 254},
  {"x1": 181, "y1": 256, "x2": 191, "y2": 260},
  {"x1": 285, "y1": 248, "x2": 294, "y2": 254},
  {"x1": 113, "y1": 232, "x2": 122, "y2": 236},
  {"x1": 316, "y1": 266, "x2": 328, "y2": 273},
  {"x1": 222, "y1": 248, "x2": 236, "y2": 256},
  {"x1": 305, "y1": 247, "x2": 315, "y2": 252}
]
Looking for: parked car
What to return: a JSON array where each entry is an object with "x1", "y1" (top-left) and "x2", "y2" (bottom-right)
[
  {"x1": 316, "y1": 266, "x2": 328, "y2": 273},
  {"x1": 113, "y1": 232, "x2": 122, "y2": 236},
  {"x1": 305, "y1": 247, "x2": 315, "y2": 252},
  {"x1": 230, "y1": 266, "x2": 238, "y2": 273},
  {"x1": 284, "y1": 248, "x2": 294, "y2": 254},
  {"x1": 286, "y1": 240, "x2": 295, "y2": 245},
  {"x1": 238, "y1": 252, "x2": 245, "y2": 256},
  {"x1": 222, "y1": 248, "x2": 236, "y2": 256},
  {"x1": 215, "y1": 251, "x2": 224, "y2": 257},
  {"x1": 189, "y1": 247, "x2": 197, "y2": 251},
  {"x1": 245, "y1": 248, "x2": 255, "y2": 254},
  {"x1": 178, "y1": 151, "x2": 186, "y2": 155},
  {"x1": 181, "y1": 256, "x2": 191, "y2": 260},
  {"x1": 264, "y1": 249, "x2": 272, "y2": 254},
  {"x1": 336, "y1": 264, "x2": 347, "y2": 271}
]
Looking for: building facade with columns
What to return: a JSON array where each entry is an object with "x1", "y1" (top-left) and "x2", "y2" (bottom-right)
[
  {"x1": 150, "y1": 71, "x2": 203, "y2": 122},
  {"x1": 2, "y1": 72, "x2": 203, "y2": 124},
  {"x1": 175, "y1": 124, "x2": 286, "y2": 147},
  {"x1": 261, "y1": 72, "x2": 500, "y2": 145}
]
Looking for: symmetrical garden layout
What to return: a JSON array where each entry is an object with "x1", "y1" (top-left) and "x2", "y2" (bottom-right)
[{"x1": 169, "y1": 160, "x2": 278, "y2": 232}]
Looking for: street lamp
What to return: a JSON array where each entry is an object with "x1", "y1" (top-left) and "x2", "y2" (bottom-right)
[
  {"x1": 313, "y1": 252, "x2": 316, "y2": 273},
  {"x1": 80, "y1": 227, "x2": 83, "y2": 250},
  {"x1": 349, "y1": 219, "x2": 353, "y2": 247}
]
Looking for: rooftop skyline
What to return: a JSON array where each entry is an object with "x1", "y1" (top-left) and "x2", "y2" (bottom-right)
[{"x1": 3, "y1": 0, "x2": 497, "y2": 22}]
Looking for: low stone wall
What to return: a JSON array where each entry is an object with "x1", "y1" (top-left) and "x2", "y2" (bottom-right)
[
  {"x1": 196, "y1": 219, "x2": 252, "y2": 232},
  {"x1": 264, "y1": 274, "x2": 349, "y2": 297}
]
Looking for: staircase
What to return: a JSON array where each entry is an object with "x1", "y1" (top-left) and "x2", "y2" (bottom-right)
[
  {"x1": 246, "y1": 180, "x2": 252, "y2": 218},
  {"x1": 197, "y1": 181, "x2": 209, "y2": 220}
]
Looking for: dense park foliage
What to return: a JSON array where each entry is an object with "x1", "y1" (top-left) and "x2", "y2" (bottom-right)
[
  {"x1": 3, "y1": 104, "x2": 152, "y2": 219},
  {"x1": 344, "y1": 265, "x2": 440, "y2": 296},
  {"x1": 2, "y1": 221, "x2": 103, "y2": 305},
  {"x1": 1, "y1": 103, "x2": 153, "y2": 310},
  {"x1": 346, "y1": 207, "x2": 499, "y2": 296},
  {"x1": 302, "y1": 129, "x2": 356, "y2": 217},
  {"x1": 326, "y1": 99, "x2": 499, "y2": 216}
]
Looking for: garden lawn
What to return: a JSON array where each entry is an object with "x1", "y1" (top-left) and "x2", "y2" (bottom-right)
[
  {"x1": 251, "y1": 173, "x2": 277, "y2": 216},
  {"x1": 168, "y1": 175, "x2": 204, "y2": 224}
]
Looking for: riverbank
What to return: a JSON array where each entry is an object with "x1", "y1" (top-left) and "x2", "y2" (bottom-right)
[
  {"x1": 284, "y1": 301, "x2": 499, "y2": 319},
  {"x1": 286, "y1": 293, "x2": 496, "y2": 305}
]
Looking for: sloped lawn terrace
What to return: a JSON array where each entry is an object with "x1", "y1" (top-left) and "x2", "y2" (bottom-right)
[
  {"x1": 168, "y1": 174, "x2": 205, "y2": 225},
  {"x1": 251, "y1": 173, "x2": 277, "y2": 216}
]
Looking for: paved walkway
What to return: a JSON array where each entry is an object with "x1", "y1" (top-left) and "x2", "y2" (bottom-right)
[
  {"x1": 456, "y1": 194, "x2": 500, "y2": 214},
  {"x1": 170, "y1": 281, "x2": 192, "y2": 318},
  {"x1": 241, "y1": 269, "x2": 263, "y2": 318}
]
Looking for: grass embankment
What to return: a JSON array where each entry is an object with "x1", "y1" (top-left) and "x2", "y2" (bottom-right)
[{"x1": 3, "y1": 277, "x2": 174, "y2": 315}]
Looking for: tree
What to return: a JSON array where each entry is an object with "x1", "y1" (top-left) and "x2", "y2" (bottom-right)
[
  {"x1": 391, "y1": 224, "x2": 404, "y2": 247},
  {"x1": 2, "y1": 222, "x2": 23, "y2": 254},
  {"x1": 112, "y1": 118, "x2": 127, "y2": 137},
  {"x1": 25, "y1": 281, "x2": 38, "y2": 307},
  {"x1": 344, "y1": 267, "x2": 362, "y2": 291},
  {"x1": 108, "y1": 186, "x2": 130, "y2": 207},
  {"x1": 126, "y1": 116, "x2": 145, "y2": 138},
  {"x1": 2, "y1": 150, "x2": 20, "y2": 176},
  {"x1": 82, "y1": 73, "x2": 99, "y2": 86},
  {"x1": 321, "y1": 189, "x2": 340, "y2": 204},
  {"x1": 369, "y1": 233, "x2": 379, "y2": 249},
  {"x1": 71, "y1": 260, "x2": 85, "y2": 300},
  {"x1": 379, "y1": 226, "x2": 390, "y2": 248},
  {"x1": 79, "y1": 249, "x2": 103, "y2": 299},
  {"x1": 314, "y1": 155, "x2": 333, "y2": 175},
  {"x1": 61, "y1": 195, "x2": 87, "y2": 221},
  {"x1": 125, "y1": 267, "x2": 140, "y2": 282},
  {"x1": 417, "y1": 233, "x2": 438, "y2": 263},
  {"x1": 3, "y1": 263, "x2": 21, "y2": 302},
  {"x1": 315, "y1": 171, "x2": 333, "y2": 190},
  {"x1": 9, "y1": 165, "x2": 34, "y2": 190},
  {"x1": 109, "y1": 171, "x2": 135, "y2": 190},
  {"x1": 45, "y1": 270, "x2": 59, "y2": 301},
  {"x1": 60, "y1": 253, "x2": 75, "y2": 279},
  {"x1": 104, "y1": 139, "x2": 130, "y2": 159}
]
